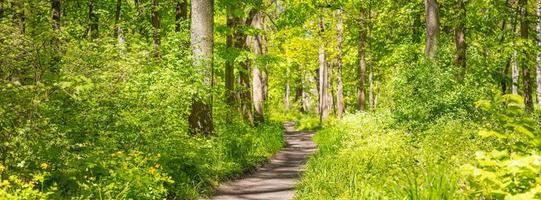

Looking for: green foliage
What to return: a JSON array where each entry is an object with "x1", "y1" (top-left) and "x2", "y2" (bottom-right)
[
  {"x1": 296, "y1": 112, "x2": 483, "y2": 199},
  {"x1": 461, "y1": 95, "x2": 541, "y2": 199}
]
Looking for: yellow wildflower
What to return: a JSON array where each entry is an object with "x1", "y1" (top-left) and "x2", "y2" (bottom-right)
[{"x1": 40, "y1": 163, "x2": 49, "y2": 170}]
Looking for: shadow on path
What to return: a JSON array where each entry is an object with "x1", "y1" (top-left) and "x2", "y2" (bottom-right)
[{"x1": 210, "y1": 122, "x2": 315, "y2": 200}]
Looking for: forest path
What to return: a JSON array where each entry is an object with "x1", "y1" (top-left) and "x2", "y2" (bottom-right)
[{"x1": 211, "y1": 122, "x2": 316, "y2": 200}]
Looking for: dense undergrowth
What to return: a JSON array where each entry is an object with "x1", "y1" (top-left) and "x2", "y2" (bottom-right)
[
  {"x1": 296, "y1": 98, "x2": 541, "y2": 199},
  {"x1": 0, "y1": 28, "x2": 285, "y2": 199}
]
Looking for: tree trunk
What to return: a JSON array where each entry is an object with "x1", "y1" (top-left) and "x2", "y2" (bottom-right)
[
  {"x1": 51, "y1": 0, "x2": 61, "y2": 76},
  {"x1": 519, "y1": 0, "x2": 534, "y2": 112},
  {"x1": 250, "y1": 12, "x2": 265, "y2": 124},
  {"x1": 52, "y1": 0, "x2": 61, "y2": 31},
  {"x1": 369, "y1": 63, "x2": 374, "y2": 111},
  {"x1": 189, "y1": 0, "x2": 214, "y2": 134},
  {"x1": 357, "y1": 8, "x2": 367, "y2": 112},
  {"x1": 424, "y1": 0, "x2": 439, "y2": 59},
  {"x1": 335, "y1": 9, "x2": 345, "y2": 118},
  {"x1": 318, "y1": 16, "x2": 330, "y2": 122},
  {"x1": 512, "y1": 50, "x2": 519, "y2": 95},
  {"x1": 285, "y1": 79, "x2": 290, "y2": 111},
  {"x1": 134, "y1": 0, "x2": 144, "y2": 35},
  {"x1": 152, "y1": 0, "x2": 160, "y2": 58},
  {"x1": 454, "y1": 0, "x2": 467, "y2": 80},
  {"x1": 114, "y1": 0, "x2": 125, "y2": 50},
  {"x1": 176, "y1": 0, "x2": 187, "y2": 32},
  {"x1": 236, "y1": 9, "x2": 258, "y2": 124},
  {"x1": 88, "y1": 0, "x2": 98, "y2": 39},
  {"x1": 536, "y1": 0, "x2": 541, "y2": 105},
  {"x1": 225, "y1": 6, "x2": 237, "y2": 106}
]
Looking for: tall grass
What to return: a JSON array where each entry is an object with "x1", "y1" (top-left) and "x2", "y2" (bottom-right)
[{"x1": 295, "y1": 112, "x2": 484, "y2": 199}]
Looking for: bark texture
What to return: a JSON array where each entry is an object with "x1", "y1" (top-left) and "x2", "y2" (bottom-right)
[
  {"x1": 250, "y1": 12, "x2": 265, "y2": 124},
  {"x1": 454, "y1": 0, "x2": 467, "y2": 80},
  {"x1": 88, "y1": 0, "x2": 98, "y2": 39},
  {"x1": 512, "y1": 51, "x2": 519, "y2": 95},
  {"x1": 176, "y1": 0, "x2": 187, "y2": 32},
  {"x1": 114, "y1": 0, "x2": 125, "y2": 49},
  {"x1": 152, "y1": 0, "x2": 160, "y2": 58},
  {"x1": 189, "y1": 0, "x2": 214, "y2": 134},
  {"x1": 318, "y1": 16, "x2": 330, "y2": 122},
  {"x1": 536, "y1": 0, "x2": 541, "y2": 105},
  {"x1": 519, "y1": 0, "x2": 534, "y2": 112},
  {"x1": 52, "y1": 0, "x2": 61, "y2": 31},
  {"x1": 424, "y1": 0, "x2": 439, "y2": 59},
  {"x1": 225, "y1": 6, "x2": 237, "y2": 106},
  {"x1": 357, "y1": 8, "x2": 367, "y2": 112},
  {"x1": 335, "y1": 9, "x2": 345, "y2": 118}
]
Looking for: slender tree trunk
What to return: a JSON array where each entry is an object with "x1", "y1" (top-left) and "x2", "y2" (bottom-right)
[
  {"x1": 536, "y1": 0, "x2": 541, "y2": 105},
  {"x1": 519, "y1": 0, "x2": 534, "y2": 112},
  {"x1": 369, "y1": 63, "x2": 375, "y2": 111},
  {"x1": 88, "y1": 0, "x2": 98, "y2": 39},
  {"x1": 52, "y1": 0, "x2": 61, "y2": 31},
  {"x1": 357, "y1": 8, "x2": 367, "y2": 112},
  {"x1": 412, "y1": 7, "x2": 422, "y2": 43},
  {"x1": 189, "y1": 0, "x2": 214, "y2": 134},
  {"x1": 225, "y1": 6, "x2": 237, "y2": 106},
  {"x1": 318, "y1": 15, "x2": 330, "y2": 122},
  {"x1": 176, "y1": 1, "x2": 187, "y2": 31},
  {"x1": 295, "y1": 69, "x2": 304, "y2": 112},
  {"x1": 424, "y1": 0, "x2": 439, "y2": 59},
  {"x1": 51, "y1": 0, "x2": 61, "y2": 77},
  {"x1": 152, "y1": 0, "x2": 160, "y2": 58},
  {"x1": 285, "y1": 79, "x2": 290, "y2": 111},
  {"x1": 134, "y1": 0, "x2": 144, "y2": 35},
  {"x1": 250, "y1": 12, "x2": 265, "y2": 124},
  {"x1": 512, "y1": 50, "x2": 519, "y2": 95},
  {"x1": 236, "y1": 9, "x2": 257, "y2": 124},
  {"x1": 335, "y1": 9, "x2": 345, "y2": 117},
  {"x1": 114, "y1": 0, "x2": 125, "y2": 51},
  {"x1": 176, "y1": 0, "x2": 187, "y2": 32},
  {"x1": 454, "y1": 0, "x2": 467, "y2": 80}
]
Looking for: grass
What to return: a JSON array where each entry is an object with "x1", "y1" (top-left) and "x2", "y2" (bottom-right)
[{"x1": 295, "y1": 112, "x2": 484, "y2": 200}]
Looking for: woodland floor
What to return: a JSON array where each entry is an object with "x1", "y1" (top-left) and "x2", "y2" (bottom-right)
[{"x1": 210, "y1": 122, "x2": 316, "y2": 200}]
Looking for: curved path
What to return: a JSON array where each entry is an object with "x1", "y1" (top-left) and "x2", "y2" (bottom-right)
[{"x1": 211, "y1": 122, "x2": 315, "y2": 200}]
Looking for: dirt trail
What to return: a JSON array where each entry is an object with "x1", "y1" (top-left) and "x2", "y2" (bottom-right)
[{"x1": 211, "y1": 122, "x2": 315, "y2": 200}]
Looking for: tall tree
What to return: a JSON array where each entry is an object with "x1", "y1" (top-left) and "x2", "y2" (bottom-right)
[
  {"x1": 454, "y1": 0, "x2": 467, "y2": 80},
  {"x1": 535, "y1": 0, "x2": 541, "y2": 105},
  {"x1": 134, "y1": 0, "x2": 144, "y2": 35},
  {"x1": 189, "y1": 0, "x2": 214, "y2": 134},
  {"x1": 225, "y1": 5, "x2": 238, "y2": 106},
  {"x1": 335, "y1": 9, "x2": 345, "y2": 118},
  {"x1": 318, "y1": 15, "x2": 330, "y2": 122},
  {"x1": 114, "y1": 0, "x2": 125, "y2": 49},
  {"x1": 51, "y1": 0, "x2": 61, "y2": 75},
  {"x1": 88, "y1": 0, "x2": 99, "y2": 39},
  {"x1": 152, "y1": 0, "x2": 160, "y2": 58},
  {"x1": 357, "y1": 7, "x2": 367, "y2": 112},
  {"x1": 512, "y1": 50, "x2": 519, "y2": 95},
  {"x1": 519, "y1": 0, "x2": 534, "y2": 112},
  {"x1": 52, "y1": 0, "x2": 60, "y2": 31},
  {"x1": 250, "y1": 12, "x2": 265, "y2": 124},
  {"x1": 176, "y1": 0, "x2": 187, "y2": 32},
  {"x1": 424, "y1": 0, "x2": 439, "y2": 59}
]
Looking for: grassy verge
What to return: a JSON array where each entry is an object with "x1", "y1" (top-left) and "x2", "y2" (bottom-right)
[{"x1": 295, "y1": 112, "x2": 484, "y2": 199}]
